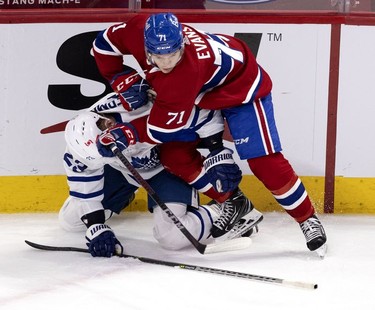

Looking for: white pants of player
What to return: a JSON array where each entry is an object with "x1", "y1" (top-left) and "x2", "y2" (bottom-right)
[{"x1": 59, "y1": 198, "x2": 220, "y2": 251}]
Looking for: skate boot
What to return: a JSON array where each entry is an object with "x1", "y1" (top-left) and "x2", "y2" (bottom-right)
[
  {"x1": 219, "y1": 203, "x2": 263, "y2": 240},
  {"x1": 300, "y1": 214, "x2": 327, "y2": 258},
  {"x1": 211, "y1": 188, "x2": 263, "y2": 238}
]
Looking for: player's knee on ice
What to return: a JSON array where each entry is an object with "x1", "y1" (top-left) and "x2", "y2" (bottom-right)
[
  {"x1": 59, "y1": 198, "x2": 87, "y2": 232},
  {"x1": 153, "y1": 203, "x2": 191, "y2": 250},
  {"x1": 152, "y1": 202, "x2": 217, "y2": 250},
  {"x1": 59, "y1": 197, "x2": 106, "y2": 232}
]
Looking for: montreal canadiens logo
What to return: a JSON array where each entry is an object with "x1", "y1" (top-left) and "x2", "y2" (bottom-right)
[{"x1": 208, "y1": 0, "x2": 273, "y2": 3}]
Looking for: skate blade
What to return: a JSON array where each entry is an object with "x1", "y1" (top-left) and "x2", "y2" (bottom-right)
[
  {"x1": 315, "y1": 243, "x2": 327, "y2": 259},
  {"x1": 217, "y1": 213, "x2": 264, "y2": 241},
  {"x1": 235, "y1": 215, "x2": 263, "y2": 239}
]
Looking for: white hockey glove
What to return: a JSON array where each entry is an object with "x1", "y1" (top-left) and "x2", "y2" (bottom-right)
[
  {"x1": 203, "y1": 147, "x2": 242, "y2": 193},
  {"x1": 85, "y1": 224, "x2": 123, "y2": 257}
]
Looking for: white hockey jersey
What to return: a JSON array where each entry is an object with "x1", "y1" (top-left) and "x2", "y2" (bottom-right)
[
  {"x1": 63, "y1": 93, "x2": 162, "y2": 212},
  {"x1": 62, "y1": 92, "x2": 224, "y2": 218}
]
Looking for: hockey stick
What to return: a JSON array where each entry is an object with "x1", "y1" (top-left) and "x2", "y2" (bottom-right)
[
  {"x1": 110, "y1": 144, "x2": 251, "y2": 255},
  {"x1": 25, "y1": 240, "x2": 317, "y2": 289}
]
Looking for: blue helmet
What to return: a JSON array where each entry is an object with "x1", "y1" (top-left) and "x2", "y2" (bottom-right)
[{"x1": 144, "y1": 13, "x2": 183, "y2": 55}]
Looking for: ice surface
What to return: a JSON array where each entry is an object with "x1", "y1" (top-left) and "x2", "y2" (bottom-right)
[{"x1": 1, "y1": 212, "x2": 374, "y2": 310}]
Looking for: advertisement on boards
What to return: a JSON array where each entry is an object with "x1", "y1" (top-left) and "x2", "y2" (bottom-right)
[{"x1": 0, "y1": 22, "x2": 330, "y2": 177}]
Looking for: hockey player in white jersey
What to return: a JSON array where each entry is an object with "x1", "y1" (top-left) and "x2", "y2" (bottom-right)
[{"x1": 59, "y1": 92, "x2": 260, "y2": 257}]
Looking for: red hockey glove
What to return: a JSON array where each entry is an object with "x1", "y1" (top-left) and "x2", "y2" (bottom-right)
[
  {"x1": 111, "y1": 69, "x2": 150, "y2": 111},
  {"x1": 97, "y1": 123, "x2": 139, "y2": 157}
]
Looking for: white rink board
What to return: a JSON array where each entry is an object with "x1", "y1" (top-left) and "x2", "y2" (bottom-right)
[
  {"x1": 0, "y1": 23, "x2": 331, "y2": 176},
  {"x1": 336, "y1": 25, "x2": 375, "y2": 177}
]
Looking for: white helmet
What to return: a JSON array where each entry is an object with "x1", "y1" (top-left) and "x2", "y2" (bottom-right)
[{"x1": 65, "y1": 111, "x2": 106, "y2": 166}]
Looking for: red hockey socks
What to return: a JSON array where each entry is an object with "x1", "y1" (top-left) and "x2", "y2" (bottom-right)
[{"x1": 248, "y1": 152, "x2": 315, "y2": 223}]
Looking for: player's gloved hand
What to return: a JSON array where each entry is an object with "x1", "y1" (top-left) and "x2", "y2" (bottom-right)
[
  {"x1": 111, "y1": 69, "x2": 150, "y2": 111},
  {"x1": 96, "y1": 123, "x2": 139, "y2": 157},
  {"x1": 85, "y1": 223, "x2": 123, "y2": 257},
  {"x1": 203, "y1": 147, "x2": 242, "y2": 193}
]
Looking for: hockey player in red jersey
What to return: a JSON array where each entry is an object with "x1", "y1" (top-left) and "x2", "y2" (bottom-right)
[{"x1": 92, "y1": 13, "x2": 327, "y2": 256}]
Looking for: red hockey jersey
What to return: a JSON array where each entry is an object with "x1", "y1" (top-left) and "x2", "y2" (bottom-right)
[{"x1": 93, "y1": 14, "x2": 272, "y2": 143}]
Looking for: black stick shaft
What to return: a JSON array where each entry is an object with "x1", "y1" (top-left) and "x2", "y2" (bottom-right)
[
  {"x1": 111, "y1": 145, "x2": 207, "y2": 254},
  {"x1": 24, "y1": 240, "x2": 317, "y2": 289}
]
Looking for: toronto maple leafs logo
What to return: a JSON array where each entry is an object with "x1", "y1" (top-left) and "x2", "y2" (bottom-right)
[{"x1": 130, "y1": 147, "x2": 160, "y2": 170}]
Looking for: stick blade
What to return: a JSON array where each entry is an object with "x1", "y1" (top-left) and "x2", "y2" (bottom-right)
[
  {"x1": 40, "y1": 120, "x2": 69, "y2": 134},
  {"x1": 25, "y1": 240, "x2": 89, "y2": 253},
  {"x1": 204, "y1": 237, "x2": 252, "y2": 254}
]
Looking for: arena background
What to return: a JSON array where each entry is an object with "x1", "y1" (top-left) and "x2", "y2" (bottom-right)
[{"x1": 0, "y1": 0, "x2": 374, "y2": 214}]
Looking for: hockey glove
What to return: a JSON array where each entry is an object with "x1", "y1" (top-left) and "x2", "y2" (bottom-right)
[
  {"x1": 203, "y1": 147, "x2": 242, "y2": 193},
  {"x1": 111, "y1": 69, "x2": 150, "y2": 111},
  {"x1": 97, "y1": 123, "x2": 139, "y2": 157},
  {"x1": 85, "y1": 223, "x2": 123, "y2": 257}
]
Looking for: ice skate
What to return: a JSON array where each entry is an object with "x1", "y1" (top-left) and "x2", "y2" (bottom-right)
[
  {"x1": 218, "y1": 204, "x2": 263, "y2": 241},
  {"x1": 211, "y1": 189, "x2": 263, "y2": 238},
  {"x1": 300, "y1": 214, "x2": 327, "y2": 258},
  {"x1": 207, "y1": 199, "x2": 262, "y2": 241},
  {"x1": 241, "y1": 225, "x2": 259, "y2": 237}
]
